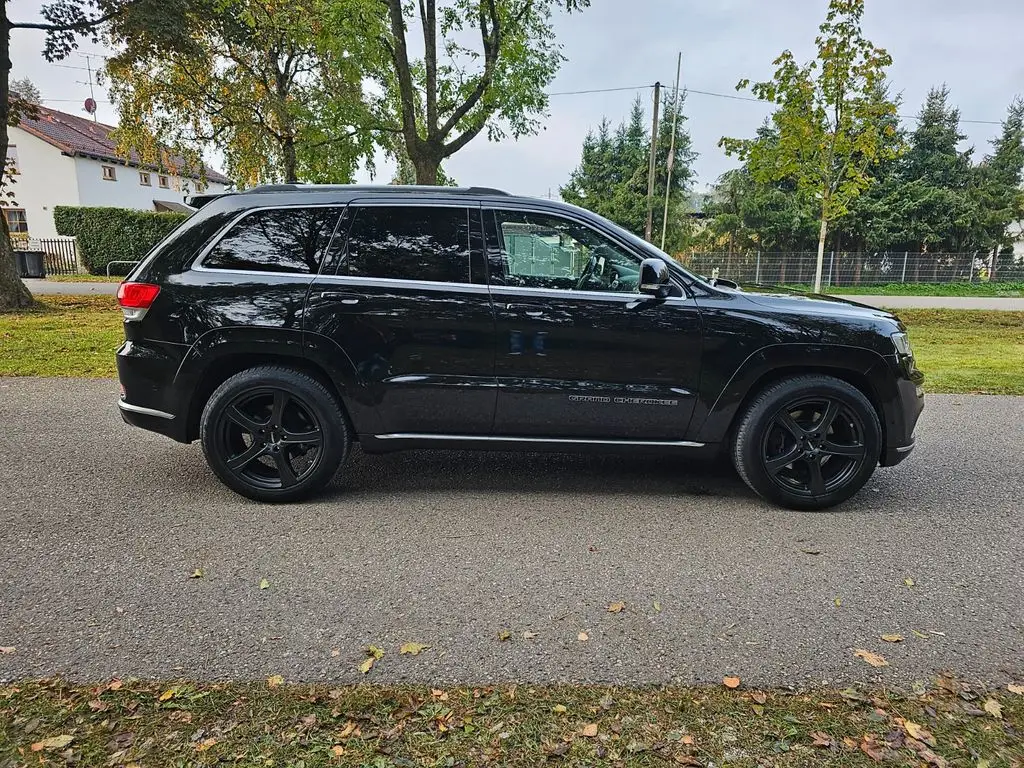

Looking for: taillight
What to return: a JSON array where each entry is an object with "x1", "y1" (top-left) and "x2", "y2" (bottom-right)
[{"x1": 117, "y1": 282, "x2": 160, "y2": 321}]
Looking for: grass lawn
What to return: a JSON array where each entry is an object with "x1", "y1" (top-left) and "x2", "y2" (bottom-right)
[
  {"x1": 1, "y1": 678, "x2": 1021, "y2": 767},
  {"x1": 39, "y1": 274, "x2": 124, "y2": 283},
  {"x1": 1, "y1": 298, "x2": 1022, "y2": 395},
  {"x1": 781, "y1": 281, "x2": 1024, "y2": 297}
]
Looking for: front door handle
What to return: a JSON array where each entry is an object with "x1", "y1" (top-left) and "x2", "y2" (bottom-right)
[{"x1": 320, "y1": 291, "x2": 361, "y2": 305}]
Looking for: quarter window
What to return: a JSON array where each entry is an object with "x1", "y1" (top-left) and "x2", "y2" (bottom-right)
[
  {"x1": 203, "y1": 207, "x2": 342, "y2": 274},
  {"x1": 489, "y1": 210, "x2": 642, "y2": 293},
  {"x1": 343, "y1": 206, "x2": 470, "y2": 283}
]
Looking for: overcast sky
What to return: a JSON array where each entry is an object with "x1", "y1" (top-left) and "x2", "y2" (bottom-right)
[{"x1": 9, "y1": 0, "x2": 1024, "y2": 195}]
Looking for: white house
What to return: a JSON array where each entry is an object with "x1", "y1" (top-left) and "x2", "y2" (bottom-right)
[{"x1": 4, "y1": 105, "x2": 231, "y2": 239}]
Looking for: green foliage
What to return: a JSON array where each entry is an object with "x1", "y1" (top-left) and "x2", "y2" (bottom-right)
[
  {"x1": 53, "y1": 206, "x2": 187, "y2": 274},
  {"x1": 371, "y1": 0, "x2": 588, "y2": 184},
  {"x1": 561, "y1": 93, "x2": 696, "y2": 250},
  {"x1": 104, "y1": 0, "x2": 377, "y2": 185}
]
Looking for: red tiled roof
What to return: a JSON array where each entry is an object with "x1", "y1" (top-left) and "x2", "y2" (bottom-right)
[{"x1": 17, "y1": 105, "x2": 232, "y2": 186}]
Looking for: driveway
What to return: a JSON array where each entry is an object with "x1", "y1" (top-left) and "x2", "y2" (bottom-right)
[{"x1": 0, "y1": 378, "x2": 1020, "y2": 687}]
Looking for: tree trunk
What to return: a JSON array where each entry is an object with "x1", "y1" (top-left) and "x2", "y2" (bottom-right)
[
  {"x1": 412, "y1": 153, "x2": 439, "y2": 185},
  {"x1": 281, "y1": 136, "x2": 298, "y2": 184},
  {"x1": 813, "y1": 216, "x2": 828, "y2": 293},
  {"x1": 0, "y1": 13, "x2": 35, "y2": 311}
]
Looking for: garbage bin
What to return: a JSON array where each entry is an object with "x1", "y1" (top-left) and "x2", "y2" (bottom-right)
[{"x1": 15, "y1": 250, "x2": 46, "y2": 278}]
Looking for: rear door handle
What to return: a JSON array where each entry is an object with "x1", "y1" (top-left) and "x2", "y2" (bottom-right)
[
  {"x1": 320, "y1": 291, "x2": 361, "y2": 305},
  {"x1": 505, "y1": 303, "x2": 544, "y2": 318}
]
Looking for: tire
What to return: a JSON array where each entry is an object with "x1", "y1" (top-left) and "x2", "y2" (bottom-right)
[
  {"x1": 731, "y1": 374, "x2": 881, "y2": 511},
  {"x1": 200, "y1": 366, "x2": 350, "y2": 502}
]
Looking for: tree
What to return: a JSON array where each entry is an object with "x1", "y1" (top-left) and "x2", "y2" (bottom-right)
[
  {"x1": 720, "y1": 0, "x2": 898, "y2": 292},
  {"x1": 9, "y1": 76, "x2": 41, "y2": 104},
  {"x1": 105, "y1": 0, "x2": 378, "y2": 186},
  {"x1": 972, "y1": 98, "x2": 1024, "y2": 276},
  {"x1": 373, "y1": 0, "x2": 589, "y2": 185},
  {"x1": 3, "y1": 0, "x2": 173, "y2": 310}
]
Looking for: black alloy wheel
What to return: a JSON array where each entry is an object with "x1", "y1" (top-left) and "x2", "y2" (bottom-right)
[
  {"x1": 200, "y1": 366, "x2": 349, "y2": 502},
  {"x1": 760, "y1": 398, "x2": 869, "y2": 498},
  {"x1": 731, "y1": 374, "x2": 882, "y2": 510}
]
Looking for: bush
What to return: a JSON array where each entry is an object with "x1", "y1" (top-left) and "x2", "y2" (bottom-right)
[{"x1": 53, "y1": 206, "x2": 189, "y2": 274}]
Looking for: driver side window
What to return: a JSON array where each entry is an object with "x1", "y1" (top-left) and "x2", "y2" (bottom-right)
[{"x1": 488, "y1": 209, "x2": 642, "y2": 293}]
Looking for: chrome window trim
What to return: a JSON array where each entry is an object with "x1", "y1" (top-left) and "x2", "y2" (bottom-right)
[
  {"x1": 373, "y1": 433, "x2": 705, "y2": 448},
  {"x1": 191, "y1": 203, "x2": 347, "y2": 274},
  {"x1": 317, "y1": 273, "x2": 489, "y2": 294},
  {"x1": 118, "y1": 401, "x2": 175, "y2": 420}
]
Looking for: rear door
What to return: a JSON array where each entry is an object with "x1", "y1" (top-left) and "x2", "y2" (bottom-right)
[
  {"x1": 485, "y1": 206, "x2": 703, "y2": 440},
  {"x1": 304, "y1": 201, "x2": 497, "y2": 436}
]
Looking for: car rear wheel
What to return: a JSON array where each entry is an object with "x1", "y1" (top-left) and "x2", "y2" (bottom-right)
[
  {"x1": 731, "y1": 374, "x2": 881, "y2": 511},
  {"x1": 200, "y1": 366, "x2": 349, "y2": 502}
]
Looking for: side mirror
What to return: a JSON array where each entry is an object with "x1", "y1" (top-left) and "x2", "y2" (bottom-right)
[{"x1": 639, "y1": 258, "x2": 671, "y2": 298}]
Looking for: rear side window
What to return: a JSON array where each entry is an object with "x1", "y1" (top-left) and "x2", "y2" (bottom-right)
[
  {"x1": 203, "y1": 207, "x2": 341, "y2": 274},
  {"x1": 342, "y1": 205, "x2": 470, "y2": 283}
]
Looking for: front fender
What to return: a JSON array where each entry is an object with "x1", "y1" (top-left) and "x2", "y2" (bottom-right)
[{"x1": 690, "y1": 343, "x2": 897, "y2": 446}]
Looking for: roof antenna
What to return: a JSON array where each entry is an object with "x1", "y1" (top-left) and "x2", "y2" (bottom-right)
[{"x1": 77, "y1": 53, "x2": 100, "y2": 122}]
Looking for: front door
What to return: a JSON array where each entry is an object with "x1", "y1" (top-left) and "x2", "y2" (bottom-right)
[
  {"x1": 484, "y1": 206, "x2": 702, "y2": 440},
  {"x1": 305, "y1": 202, "x2": 496, "y2": 436}
]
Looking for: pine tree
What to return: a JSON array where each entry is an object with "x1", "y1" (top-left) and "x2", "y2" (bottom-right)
[{"x1": 972, "y1": 98, "x2": 1024, "y2": 276}]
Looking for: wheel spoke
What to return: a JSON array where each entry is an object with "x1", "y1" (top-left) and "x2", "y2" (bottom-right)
[
  {"x1": 775, "y1": 411, "x2": 808, "y2": 440},
  {"x1": 764, "y1": 446, "x2": 803, "y2": 475},
  {"x1": 806, "y1": 456, "x2": 827, "y2": 495},
  {"x1": 822, "y1": 440, "x2": 865, "y2": 458},
  {"x1": 227, "y1": 406, "x2": 265, "y2": 434},
  {"x1": 227, "y1": 441, "x2": 268, "y2": 470},
  {"x1": 817, "y1": 400, "x2": 841, "y2": 434},
  {"x1": 279, "y1": 428, "x2": 322, "y2": 446},
  {"x1": 271, "y1": 390, "x2": 289, "y2": 426},
  {"x1": 273, "y1": 450, "x2": 298, "y2": 487}
]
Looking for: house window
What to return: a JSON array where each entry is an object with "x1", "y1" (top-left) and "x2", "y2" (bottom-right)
[
  {"x1": 4, "y1": 208, "x2": 29, "y2": 235},
  {"x1": 102, "y1": 165, "x2": 116, "y2": 181},
  {"x1": 139, "y1": 171, "x2": 151, "y2": 186},
  {"x1": 158, "y1": 175, "x2": 170, "y2": 189},
  {"x1": 5, "y1": 145, "x2": 19, "y2": 174}
]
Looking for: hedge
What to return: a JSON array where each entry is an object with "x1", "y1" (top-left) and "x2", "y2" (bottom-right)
[{"x1": 53, "y1": 206, "x2": 189, "y2": 274}]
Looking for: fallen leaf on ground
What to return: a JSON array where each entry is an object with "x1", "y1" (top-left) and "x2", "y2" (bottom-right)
[
  {"x1": 911, "y1": 629, "x2": 929, "y2": 639},
  {"x1": 189, "y1": 568, "x2": 203, "y2": 579},
  {"x1": 854, "y1": 649, "x2": 888, "y2": 667},
  {"x1": 1008, "y1": 683, "x2": 1024, "y2": 695},
  {"x1": 680, "y1": 734, "x2": 695, "y2": 745},
  {"x1": 358, "y1": 657, "x2": 375, "y2": 674},
  {"x1": 431, "y1": 689, "x2": 449, "y2": 700},
  {"x1": 547, "y1": 741, "x2": 570, "y2": 757},
  {"x1": 552, "y1": 704, "x2": 567, "y2": 713},
  {"x1": 905, "y1": 578, "x2": 915, "y2": 587},
  {"x1": 0, "y1": 646, "x2": 14, "y2": 654},
  {"x1": 810, "y1": 731, "x2": 833, "y2": 747},
  {"x1": 802, "y1": 548, "x2": 821, "y2": 555},
  {"x1": 581, "y1": 723, "x2": 599, "y2": 737},
  {"x1": 399, "y1": 642, "x2": 429, "y2": 656},
  {"x1": 158, "y1": 689, "x2": 176, "y2": 702},
  {"x1": 577, "y1": 632, "x2": 589, "y2": 642},
  {"x1": 330, "y1": 649, "x2": 340, "y2": 657},
  {"x1": 266, "y1": 674, "x2": 284, "y2": 688},
  {"x1": 860, "y1": 735, "x2": 886, "y2": 761},
  {"x1": 259, "y1": 578, "x2": 270, "y2": 590},
  {"x1": 497, "y1": 629, "x2": 511, "y2": 641},
  {"x1": 653, "y1": 601, "x2": 662, "y2": 612},
  {"x1": 331, "y1": 745, "x2": 345, "y2": 757},
  {"x1": 983, "y1": 699, "x2": 1003, "y2": 719},
  {"x1": 196, "y1": 737, "x2": 218, "y2": 752},
  {"x1": 607, "y1": 602, "x2": 626, "y2": 613},
  {"x1": 338, "y1": 721, "x2": 358, "y2": 739},
  {"x1": 107, "y1": 679, "x2": 123, "y2": 691},
  {"x1": 751, "y1": 704, "x2": 764, "y2": 715},
  {"x1": 30, "y1": 735, "x2": 74, "y2": 752},
  {"x1": 522, "y1": 631, "x2": 537, "y2": 640},
  {"x1": 903, "y1": 720, "x2": 936, "y2": 746},
  {"x1": 751, "y1": 691, "x2": 767, "y2": 704},
  {"x1": 358, "y1": 646, "x2": 385, "y2": 674},
  {"x1": 722, "y1": 676, "x2": 741, "y2": 689},
  {"x1": 834, "y1": 597, "x2": 842, "y2": 607},
  {"x1": 881, "y1": 634, "x2": 904, "y2": 643}
]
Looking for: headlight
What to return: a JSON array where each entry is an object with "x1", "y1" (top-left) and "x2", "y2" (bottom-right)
[{"x1": 891, "y1": 332, "x2": 915, "y2": 370}]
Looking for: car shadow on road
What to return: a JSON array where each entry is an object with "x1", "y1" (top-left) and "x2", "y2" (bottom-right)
[{"x1": 324, "y1": 447, "x2": 749, "y2": 500}]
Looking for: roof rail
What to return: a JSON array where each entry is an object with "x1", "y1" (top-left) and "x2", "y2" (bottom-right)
[{"x1": 238, "y1": 183, "x2": 510, "y2": 196}]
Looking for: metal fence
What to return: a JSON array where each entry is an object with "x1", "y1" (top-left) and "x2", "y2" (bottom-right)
[
  {"x1": 678, "y1": 251, "x2": 1024, "y2": 286},
  {"x1": 12, "y1": 236, "x2": 82, "y2": 276}
]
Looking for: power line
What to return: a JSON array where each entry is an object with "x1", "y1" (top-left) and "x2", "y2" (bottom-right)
[{"x1": 548, "y1": 84, "x2": 656, "y2": 96}]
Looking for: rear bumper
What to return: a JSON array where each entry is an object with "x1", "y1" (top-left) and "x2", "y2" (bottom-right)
[{"x1": 117, "y1": 339, "x2": 191, "y2": 442}]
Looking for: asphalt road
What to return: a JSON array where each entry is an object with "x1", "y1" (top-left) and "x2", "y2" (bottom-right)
[
  {"x1": 25, "y1": 279, "x2": 118, "y2": 296},
  {"x1": 1, "y1": 378, "x2": 1021, "y2": 688}
]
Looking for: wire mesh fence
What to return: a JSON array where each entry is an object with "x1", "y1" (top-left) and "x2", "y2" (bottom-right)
[{"x1": 677, "y1": 251, "x2": 1024, "y2": 287}]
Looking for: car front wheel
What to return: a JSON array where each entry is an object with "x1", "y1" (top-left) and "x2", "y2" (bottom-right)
[
  {"x1": 200, "y1": 366, "x2": 350, "y2": 502},
  {"x1": 731, "y1": 374, "x2": 882, "y2": 510}
]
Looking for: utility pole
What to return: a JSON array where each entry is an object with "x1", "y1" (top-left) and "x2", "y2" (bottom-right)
[
  {"x1": 660, "y1": 54, "x2": 682, "y2": 251},
  {"x1": 644, "y1": 81, "x2": 662, "y2": 242}
]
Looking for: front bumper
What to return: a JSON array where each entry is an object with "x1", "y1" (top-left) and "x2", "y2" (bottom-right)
[{"x1": 880, "y1": 371, "x2": 925, "y2": 466}]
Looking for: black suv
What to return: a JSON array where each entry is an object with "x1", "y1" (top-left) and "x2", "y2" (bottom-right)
[{"x1": 116, "y1": 185, "x2": 924, "y2": 510}]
